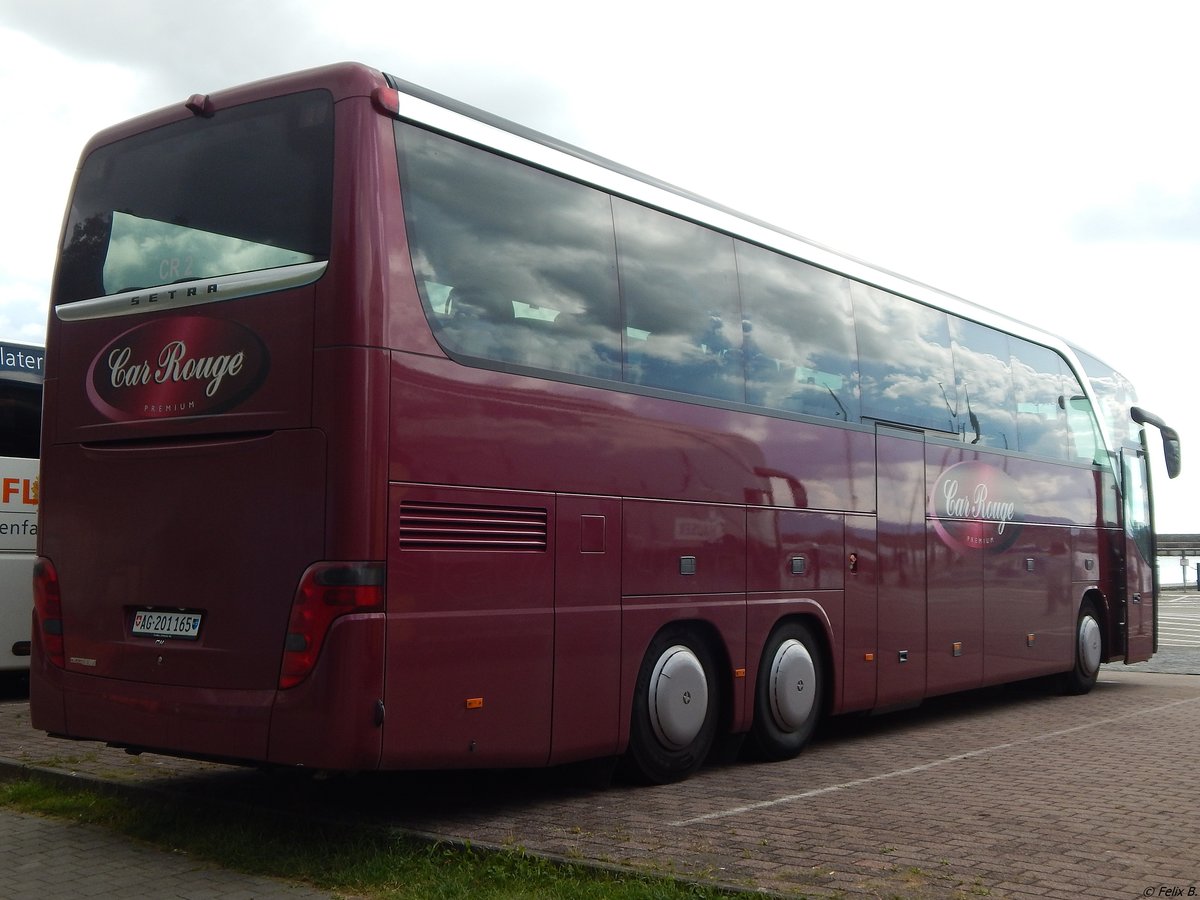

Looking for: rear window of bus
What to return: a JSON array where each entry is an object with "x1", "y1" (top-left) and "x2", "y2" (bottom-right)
[{"x1": 55, "y1": 90, "x2": 334, "y2": 305}]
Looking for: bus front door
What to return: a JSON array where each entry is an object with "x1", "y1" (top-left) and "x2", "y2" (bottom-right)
[{"x1": 1121, "y1": 449, "x2": 1155, "y2": 664}]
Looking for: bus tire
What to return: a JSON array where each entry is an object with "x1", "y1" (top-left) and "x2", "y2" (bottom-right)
[
  {"x1": 624, "y1": 627, "x2": 719, "y2": 784},
  {"x1": 1060, "y1": 601, "x2": 1102, "y2": 695},
  {"x1": 746, "y1": 620, "x2": 824, "y2": 761}
]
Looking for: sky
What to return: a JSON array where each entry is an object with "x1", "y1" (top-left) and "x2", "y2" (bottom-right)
[{"x1": 0, "y1": 0, "x2": 1196, "y2": 534}]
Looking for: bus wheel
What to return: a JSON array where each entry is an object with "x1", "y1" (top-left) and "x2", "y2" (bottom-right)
[
  {"x1": 747, "y1": 620, "x2": 823, "y2": 761},
  {"x1": 624, "y1": 628, "x2": 719, "y2": 784},
  {"x1": 1060, "y1": 601, "x2": 1102, "y2": 695}
]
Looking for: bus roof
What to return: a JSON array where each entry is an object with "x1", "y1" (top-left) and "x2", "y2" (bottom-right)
[{"x1": 383, "y1": 69, "x2": 1073, "y2": 360}]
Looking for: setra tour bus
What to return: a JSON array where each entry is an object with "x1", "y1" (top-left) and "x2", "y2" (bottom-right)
[
  {"x1": 30, "y1": 63, "x2": 1181, "y2": 783},
  {"x1": 0, "y1": 340, "x2": 43, "y2": 677}
]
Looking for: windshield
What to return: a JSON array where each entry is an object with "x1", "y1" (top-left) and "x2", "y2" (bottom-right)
[
  {"x1": 55, "y1": 89, "x2": 334, "y2": 305},
  {"x1": 1074, "y1": 348, "x2": 1141, "y2": 451}
]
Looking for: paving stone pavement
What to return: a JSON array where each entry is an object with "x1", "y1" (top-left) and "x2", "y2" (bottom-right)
[
  {"x1": 2, "y1": 652, "x2": 1200, "y2": 898},
  {"x1": 1, "y1": 806, "x2": 340, "y2": 899},
  {"x1": 0, "y1": 674, "x2": 341, "y2": 899},
  {"x1": 1120, "y1": 645, "x2": 1200, "y2": 675}
]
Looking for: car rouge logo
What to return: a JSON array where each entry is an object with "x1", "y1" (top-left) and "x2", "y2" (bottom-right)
[
  {"x1": 87, "y1": 317, "x2": 269, "y2": 419},
  {"x1": 929, "y1": 461, "x2": 1023, "y2": 553}
]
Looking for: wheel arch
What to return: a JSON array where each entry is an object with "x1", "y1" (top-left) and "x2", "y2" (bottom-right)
[
  {"x1": 742, "y1": 610, "x2": 833, "y2": 761},
  {"x1": 761, "y1": 610, "x2": 835, "y2": 715},
  {"x1": 658, "y1": 616, "x2": 737, "y2": 737},
  {"x1": 620, "y1": 616, "x2": 731, "y2": 783}
]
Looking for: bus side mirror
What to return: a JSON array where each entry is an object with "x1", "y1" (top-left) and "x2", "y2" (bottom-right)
[
  {"x1": 1131, "y1": 406, "x2": 1182, "y2": 479},
  {"x1": 1164, "y1": 434, "x2": 1182, "y2": 479}
]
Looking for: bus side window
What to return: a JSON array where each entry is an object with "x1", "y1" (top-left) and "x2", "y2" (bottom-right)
[
  {"x1": 735, "y1": 241, "x2": 859, "y2": 421},
  {"x1": 613, "y1": 197, "x2": 743, "y2": 403},
  {"x1": 854, "y1": 283, "x2": 957, "y2": 433},
  {"x1": 1011, "y1": 339, "x2": 1070, "y2": 460},
  {"x1": 1064, "y1": 378, "x2": 1106, "y2": 465},
  {"x1": 397, "y1": 123, "x2": 622, "y2": 381},
  {"x1": 442, "y1": 287, "x2": 514, "y2": 360},
  {"x1": 949, "y1": 317, "x2": 1016, "y2": 449}
]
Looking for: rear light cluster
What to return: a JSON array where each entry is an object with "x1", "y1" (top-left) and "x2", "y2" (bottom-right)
[
  {"x1": 32, "y1": 557, "x2": 65, "y2": 669},
  {"x1": 279, "y1": 562, "x2": 384, "y2": 689}
]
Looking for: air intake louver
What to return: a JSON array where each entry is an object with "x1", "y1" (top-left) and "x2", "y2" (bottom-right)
[{"x1": 398, "y1": 501, "x2": 548, "y2": 551}]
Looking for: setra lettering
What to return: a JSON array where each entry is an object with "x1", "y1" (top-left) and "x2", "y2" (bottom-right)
[{"x1": 128, "y1": 282, "x2": 218, "y2": 307}]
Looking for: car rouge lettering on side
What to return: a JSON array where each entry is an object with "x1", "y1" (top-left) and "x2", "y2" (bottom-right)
[
  {"x1": 86, "y1": 316, "x2": 269, "y2": 419},
  {"x1": 929, "y1": 460, "x2": 1024, "y2": 553}
]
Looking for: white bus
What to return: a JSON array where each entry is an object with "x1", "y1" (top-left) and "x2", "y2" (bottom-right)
[{"x1": 0, "y1": 340, "x2": 43, "y2": 679}]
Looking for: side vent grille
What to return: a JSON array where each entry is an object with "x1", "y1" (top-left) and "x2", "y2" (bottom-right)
[{"x1": 399, "y1": 501, "x2": 548, "y2": 551}]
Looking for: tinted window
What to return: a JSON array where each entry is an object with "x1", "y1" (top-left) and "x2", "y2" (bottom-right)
[
  {"x1": 1124, "y1": 451, "x2": 1154, "y2": 564},
  {"x1": 395, "y1": 118, "x2": 1108, "y2": 466},
  {"x1": 1010, "y1": 339, "x2": 1069, "y2": 459},
  {"x1": 950, "y1": 318, "x2": 1015, "y2": 449},
  {"x1": 613, "y1": 199, "x2": 743, "y2": 401},
  {"x1": 397, "y1": 124, "x2": 622, "y2": 380},
  {"x1": 854, "y1": 284, "x2": 958, "y2": 432},
  {"x1": 735, "y1": 242, "x2": 858, "y2": 420},
  {"x1": 0, "y1": 383, "x2": 41, "y2": 458},
  {"x1": 57, "y1": 90, "x2": 334, "y2": 304}
]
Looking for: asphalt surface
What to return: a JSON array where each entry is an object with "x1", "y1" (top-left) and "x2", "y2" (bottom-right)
[{"x1": 1, "y1": 646, "x2": 1199, "y2": 898}]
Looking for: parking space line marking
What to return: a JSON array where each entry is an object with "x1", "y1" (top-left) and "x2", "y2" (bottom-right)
[{"x1": 669, "y1": 695, "x2": 1200, "y2": 826}]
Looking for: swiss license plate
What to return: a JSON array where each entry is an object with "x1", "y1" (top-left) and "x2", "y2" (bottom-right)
[{"x1": 132, "y1": 610, "x2": 202, "y2": 640}]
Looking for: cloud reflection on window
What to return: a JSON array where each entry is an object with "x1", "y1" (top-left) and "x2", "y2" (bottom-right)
[{"x1": 103, "y1": 212, "x2": 316, "y2": 293}]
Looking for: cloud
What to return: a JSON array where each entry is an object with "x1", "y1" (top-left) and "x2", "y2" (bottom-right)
[
  {"x1": 1073, "y1": 185, "x2": 1200, "y2": 242},
  {"x1": 0, "y1": 0, "x2": 328, "y2": 104},
  {"x1": 0, "y1": 0, "x2": 1195, "y2": 528}
]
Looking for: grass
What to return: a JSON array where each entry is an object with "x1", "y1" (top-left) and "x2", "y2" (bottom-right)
[{"x1": 0, "y1": 776, "x2": 734, "y2": 899}]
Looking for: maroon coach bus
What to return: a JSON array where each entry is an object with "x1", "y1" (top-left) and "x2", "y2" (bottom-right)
[{"x1": 30, "y1": 63, "x2": 1180, "y2": 783}]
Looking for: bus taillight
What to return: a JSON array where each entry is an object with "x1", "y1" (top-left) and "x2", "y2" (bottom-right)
[
  {"x1": 279, "y1": 562, "x2": 385, "y2": 689},
  {"x1": 32, "y1": 557, "x2": 64, "y2": 669}
]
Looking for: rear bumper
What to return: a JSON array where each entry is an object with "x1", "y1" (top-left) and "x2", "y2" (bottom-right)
[
  {"x1": 34, "y1": 664, "x2": 274, "y2": 764},
  {"x1": 30, "y1": 613, "x2": 385, "y2": 769}
]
